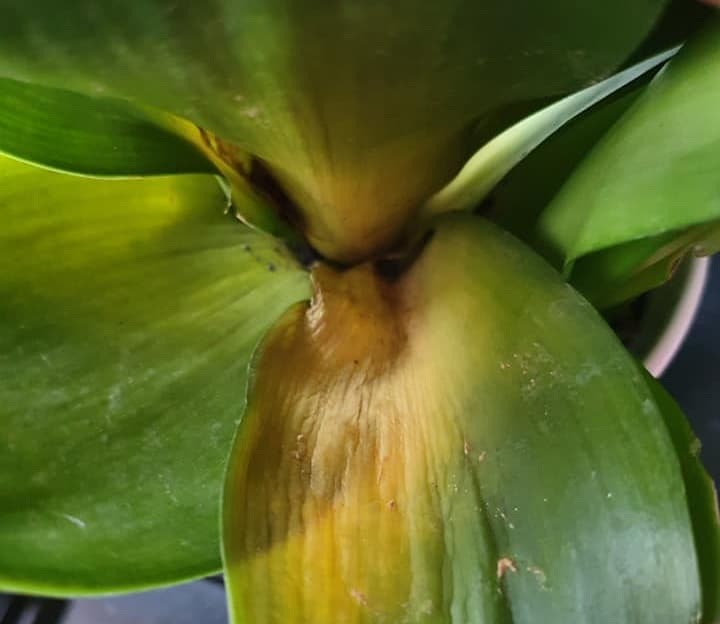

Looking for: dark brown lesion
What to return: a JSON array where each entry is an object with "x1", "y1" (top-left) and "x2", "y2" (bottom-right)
[{"x1": 199, "y1": 127, "x2": 308, "y2": 237}]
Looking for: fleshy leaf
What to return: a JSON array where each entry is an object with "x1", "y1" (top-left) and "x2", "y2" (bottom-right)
[
  {"x1": 537, "y1": 20, "x2": 720, "y2": 269},
  {"x1": 644, "y1": 373, "x2": 720, "y2": 624},
  {"x1": 0, "y1": 155, "x2": 310, "y2": 595},
  {"x1": 0, "y1": 77, "x2": 214, "y2": 177},
  {"x1": 223, "y1": 215, "x2": 702, "y2": 623},
  {"x1": 0, "y1": 0, "x2": 677, "y2": 260},
  {"x1": 421, "y1": 49, "x2": 676, "y2": 219},
  {"x1": 569, "y1": 222, "x2": 720, "y2": 308},
  {"x1": 475, "y1": 40, "x2": 720, "y2": 308},
  {"x1": 488, "y1": 84, "x2": 649, "y2": 264}
]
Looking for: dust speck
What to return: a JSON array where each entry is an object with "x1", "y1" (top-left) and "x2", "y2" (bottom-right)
[
  {"x1": 59, "y1": 513, "x2": 86, "y2": 529},
  {"x1": 526, "y1": 565, "x2": 547, "y2": 586},
  {"x1": 497, "y1": 557, "x2": 517, "y2": 579},
  {"x1": 690, "y1": 438, "x2": 702, "y2": 457},
  {"x1": 350, "y1": 588, "x2": 369, "y2": 607}
]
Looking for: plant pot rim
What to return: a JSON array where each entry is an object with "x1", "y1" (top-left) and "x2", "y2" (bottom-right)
[{"x1": 639, "y1": 256, "x2": 710, "y2": 378}]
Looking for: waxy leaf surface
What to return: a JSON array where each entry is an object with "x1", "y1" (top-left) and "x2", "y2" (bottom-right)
[
  {"x1": 0, "y1": 156, "x2": 309, "y2": 594},
  {"x1": 0, "y1": 78, "x2": 214, "y2": 177},
  {"x1": 422, "y1": 50, "x2": 675, "y2": 219},
  {"x1": 537, "y1": 21, "x2": 720, "y2": 272},
  {"x1": 645, "y1": 374, "x2": 720, "y2": 624},
  {"x1": 224, "y1": 216, "x2": 703, "y2": 623},
  {"x1": 0, "y1": 0, "x2": 675, "y2": 260}
]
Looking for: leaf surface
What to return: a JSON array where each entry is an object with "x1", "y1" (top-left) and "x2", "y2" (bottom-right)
[
  {"x1": 422, "y1": 50, "x2": 675, "y2": 219},
  {"x1": 0, "y1": 77, "x2": 214, "y2": 177},
  {"x1": 223, "y1": 215, "x2": 703, "y2": 624},
  {"x1": 538, "y1": 21, "x2": 720, "y2": 269},
  {"x1": 0, "y1": 155, "x2": 310, "y2": 594},
  {"x1": 0, "y1": 0, "x2": 676, "y2": 260},
  {"x1": 645, "y1": 373, "x2": 720, "y2": 624}
]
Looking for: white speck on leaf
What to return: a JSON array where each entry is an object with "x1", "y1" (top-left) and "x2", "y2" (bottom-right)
[
  {"x1": 350, "y1": 588, "x2": 369, "y2": 607},
  {"x1": 59, "y1": 513, "x2": 86, "y2": 529},
  {"x1": 575, "y1": 362, "x2": 601, "y2": 385},
  {"x1": 526, "y1": 565, "x2": 547, "y2": 587}
]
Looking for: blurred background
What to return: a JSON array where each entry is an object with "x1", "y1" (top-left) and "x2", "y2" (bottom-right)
[{"x1": 2, "y1": 257, "x2": 719, "y2": 624}]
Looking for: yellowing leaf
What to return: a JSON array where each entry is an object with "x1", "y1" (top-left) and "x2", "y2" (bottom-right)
[{"x1": 223, "y1": 216, "x2": 705, "y2": 623}]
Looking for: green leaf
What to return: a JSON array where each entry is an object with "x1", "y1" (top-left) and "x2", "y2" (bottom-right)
[
  {"x1": 488, "y1": 82, "x2": 649, "y2": 264},
  {"x1": 0, "y1": 155, "x2": 310, "y2": 595},
  {"x1": 0, "y1": 77, "x2": 214, "y2": 177},
  {"x1": 0, "y1": 0, "x2": 677, "y2": 260},
  {"x1": 569, "y1": 222, "x2": 720, "y2": 308},
  {"x1": 223, "y1": 215, "x2": 702, "y2": 623},
  {"x1": 421, "y1": 49, "x2": 676, "y2": 218},
  {"x1": 475, "y1": 22, "x2": 720, "y2": 308},
  {"x1": 537, "y1": 20, "x2": 720, "y2": 269},
  {"x1": 644, "y1": 373, "x2": 720, "y2": 624}
]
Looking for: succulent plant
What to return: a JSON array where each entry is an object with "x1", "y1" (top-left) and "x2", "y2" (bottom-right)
[{"x1": 1, "y1": 1, "x2": 720, "y2": 622}]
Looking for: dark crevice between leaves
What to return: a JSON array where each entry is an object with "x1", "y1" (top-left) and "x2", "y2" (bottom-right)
[
  {"x1": 244, "y1": 158, "x2": 304, "y2": 235},
  {"x1": 625, "y1": 0, "x2": 711, "y2": 69},
  {"x1": 199, "y1": 127, "x2": 319, "y2": 269},
  {"x1": 375, "y1": 229, "x2": 435, "y2": 283},
  {"x1": 244, "y1": 157, "x2": 320, "y2": 269}
]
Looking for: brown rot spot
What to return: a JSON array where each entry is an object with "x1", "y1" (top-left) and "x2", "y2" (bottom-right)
[{"x1": 198, "y1": 128, "x2": 306, "y2": 233}]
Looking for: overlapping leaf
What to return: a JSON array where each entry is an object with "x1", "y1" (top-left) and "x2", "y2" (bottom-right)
[
  {"x1": 534, "y1": 20, "x2": 720, "y2": 303},
  {"x1": 645, "y1": 374, "x2": 720, "y2": 624},
  {"x1": 0, "y1": 0, "x2": 678, "y2": 260},
  {"x1": 421, "y1": 49, "x2": 676, "y2": 219},
  {"x1": 0, "y1": 78, "x2": 213, "y2": 177},
  {"x1": 0, "y1": 155, "x2": 310, "y2": 594},
  {"x1": 223, "y1": 215, "x2": 707, "y2": 623}
]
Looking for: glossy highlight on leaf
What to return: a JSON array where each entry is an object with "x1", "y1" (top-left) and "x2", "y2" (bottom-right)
[
  {"x1": 223, "y1": 215, "x2": 702, "y2": 624},
  {"x1": 0, "y1": 155, "x2": 310, "y2": 594}
]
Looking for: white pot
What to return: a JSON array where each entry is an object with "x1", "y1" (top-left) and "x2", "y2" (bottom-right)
[{"x1": 634, "y1": 257, "x2": 710, "y2": 378}]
